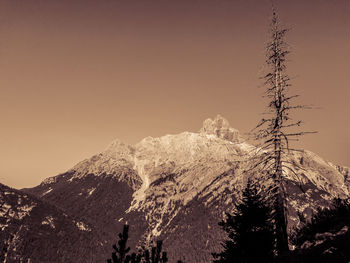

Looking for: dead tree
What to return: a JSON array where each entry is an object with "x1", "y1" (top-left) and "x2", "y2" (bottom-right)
[{"x1": 252, "y1": 9, "x2": 315, "y2": 256}]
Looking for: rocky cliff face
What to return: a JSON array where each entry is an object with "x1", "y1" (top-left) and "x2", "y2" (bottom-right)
[
  {"x1": 200, "y1": 114, "x2": 243, "y2": 143},
  {"x1": 14, "y1": 115, "x2": 349, "y2": 262}
]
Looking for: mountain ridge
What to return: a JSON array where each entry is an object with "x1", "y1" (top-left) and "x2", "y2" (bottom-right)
[{"x1": 7, "y1": 114, "x2": 349, "y2": 262}]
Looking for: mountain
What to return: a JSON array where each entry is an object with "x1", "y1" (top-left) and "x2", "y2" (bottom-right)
[
  {"x1": 17, "y1": 115, "x2": 350, "y2": 262},
  {"x1": 0, "y1": 182, "x2": 105, "y2": 262}
]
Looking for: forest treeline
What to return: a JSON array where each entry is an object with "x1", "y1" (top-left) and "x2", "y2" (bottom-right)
[{"x1": 108, "y1": 182, "x2": 350, "y2": 263}]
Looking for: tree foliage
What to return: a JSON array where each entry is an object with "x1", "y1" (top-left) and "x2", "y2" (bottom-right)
[
  {"x1": 143, "y1": 240, "x2": 168, "y2": 263},
  {"x1": 107, "y1": 224, "x2": 132, "y2": 263},
  {"x1": 212, "y1": 180, "x2": 275, "y2": 263},
  {"x1": 107, "y1": 224, "x2": 169, "y2": 263},
  {"x1": 288, "y1": 199, "x2": 350, "y2": 262}
]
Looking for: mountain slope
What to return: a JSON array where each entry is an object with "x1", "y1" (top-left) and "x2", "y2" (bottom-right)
[
  {"x1": 0, "y1": 182, "x2": 106, "y2": 262},
  {"x1": 24, "y1": 115, "x2": 349, "y2": 262}
]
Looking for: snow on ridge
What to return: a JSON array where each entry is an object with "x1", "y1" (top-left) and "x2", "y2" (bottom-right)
[
  {"x1": 41, "y1": 188, "x2": 53, "y2": 197},
  {"x1": 42, "y1": 216, "x2": 55, "y2": 229},
  {"x1": 127, "y1": 156, "x2": 150, "y2": 211},
  {"x1": 76, "y1": 221, "x2": 91, "y2": 232},
  {"x1": 0, "y1": 201, "x2": 35, "y2": 222},
  {"x1": 87, "y1": 187, "x2": 96, "y2": 196},
  {"x1": 17, "y1": 204, "x2": 36, "y2": 220},
  {"x1": 42, "y1": 176, "x2": 57, "y2": 185},
  {"x1": 36, "y1": 115, "x2": 349, "y2": 197},
  {"x1": 60, "y1": 116, "x2": 245, "y2": 185},
  {"x1": 237, "y1": 142, "x2": 256, "y2": 153},
  {"x1": 126, "y1": 130, "x2": 255, "y2": 215},
  {"x1": 33, "y1": 116, "x2": 349, "y2": 220}
]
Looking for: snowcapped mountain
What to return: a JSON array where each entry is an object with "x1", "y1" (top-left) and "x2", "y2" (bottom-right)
[{"x1": 12, "y1": 115, "x2": 350, "y2": 262}]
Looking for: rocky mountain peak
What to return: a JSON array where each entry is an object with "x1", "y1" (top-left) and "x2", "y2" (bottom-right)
[
  {"x1": 16, "y1": 115, "x2": 350, "y2": 263},
  {"x1": 200, "y1": 114, "x2": 242, "y2": 143}
]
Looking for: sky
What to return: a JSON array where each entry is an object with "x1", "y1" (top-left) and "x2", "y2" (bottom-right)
[{"x1": 0, "y1": 0, "x2": 349, "y2": 188}]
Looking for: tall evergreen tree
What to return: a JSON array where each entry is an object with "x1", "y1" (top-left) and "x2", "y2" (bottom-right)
[{"x1": 212, "y1": 180, "x2": 275, "y2": 263}]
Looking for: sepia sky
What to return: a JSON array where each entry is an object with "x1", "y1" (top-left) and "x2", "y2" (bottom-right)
[{"x1": 0, "y1": 0, "x2": 349, "y2": 188}]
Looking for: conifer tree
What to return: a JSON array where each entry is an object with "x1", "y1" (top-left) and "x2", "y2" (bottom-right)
[
  {"x1": 107, "y1": 224, "x2": 170, "y2": 263},
  {"x1": 252, "y1": 8, "x2": 314, "y2": 255},
  {"x1": 107, "y1": 224, "x2": 131, "y2": 263},
  {"x1": 144, "y1": 240, "x2": 168, "y2": 263},
  {"x1": 0, "y1": 240, "x2": 8, "y2": 262},
  {"x1": 212, "y1": 180, "x2": 275, "y2": 263},
  {"x1": 292, "y1": 198, "x2": 350, "y2": 248}
]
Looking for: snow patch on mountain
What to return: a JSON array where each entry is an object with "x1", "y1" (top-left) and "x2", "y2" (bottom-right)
[
  {"x1": 42, "y1": 177, "x2": 57, "y2": 185},
  {"x1": 298, "y1": 150, "x2": 349, "y2": 196},
  {"x1": 0, "y1": 188, "x2": 36, "y2": 227},
  {"x1": 75, "y1": 221, "x2": 91, "y2": 232},
  {"x1": 87, "y1": 187, "x2": 96, "y2": 196},
  {"x1": 42, "y1": 215, "x2": 55, "y2": 229},
  {"x1": 128, "y1": 156, "x2": 151, "y2": 210},
  {"x1": 41, "y1": 188, "x2": 52, "y2": 196}
]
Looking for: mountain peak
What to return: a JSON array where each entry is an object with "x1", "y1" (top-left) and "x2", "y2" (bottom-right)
[
  {"x1": 20, "y1": 115, "x2": 350, "y2": 263},
  {"x1": 200, "y1": 114, "x2": 242, "y2": 143},
  {"x1": 104, "y1": 139, "x2": 135, "y2": 158}
]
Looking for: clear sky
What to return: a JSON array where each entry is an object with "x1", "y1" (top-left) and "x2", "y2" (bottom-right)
[{"x1": 1, "y1": 0, "x2": 349, "y2": 188}]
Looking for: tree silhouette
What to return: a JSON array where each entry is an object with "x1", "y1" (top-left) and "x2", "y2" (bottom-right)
[
  {"x1": 107, "y1": 224, "x2": 170, "y2": 263},
  {"x1": 107, "y1": 224, "x2": 131, "y2": 263},
  {"x1": 144, "y1": 240, "x2": 168, "y2": 263},
  {"x1": 0, "y1": 239, "x2": 9, "y2": 262},
  {"x1": 289, "y1": 198, "x2": 350, "y2": 262},
  {"x1": 212, "y1": 180, "x2": 275, "y2": 263},
  {"x1": 251, "y1": 8, "x2": 315, "y2": 255}
]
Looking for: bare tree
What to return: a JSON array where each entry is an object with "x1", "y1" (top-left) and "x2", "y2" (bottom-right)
[{"x1": 252, "y1": 9, "x2": 315, "y2": 256}]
